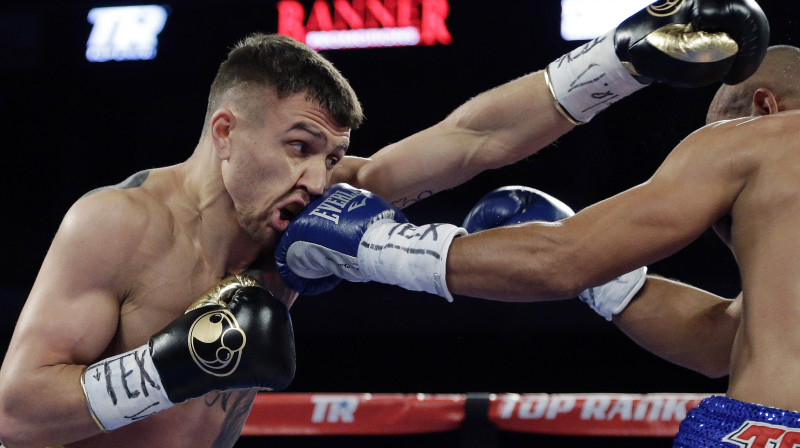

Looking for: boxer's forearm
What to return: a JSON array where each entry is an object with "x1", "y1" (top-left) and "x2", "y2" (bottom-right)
[
  {"x1": 338, "y1": 72, "x2": 574, "y2": 207},
  {"x1": 0, "y1": 364, "x2": 104, "y2": 446},
  {"x1": 613, "y1": 276, "x2": 739, "y2": 378},
  {"x1": 445, "y1": 223, "x2": 587, "y2": 302}
]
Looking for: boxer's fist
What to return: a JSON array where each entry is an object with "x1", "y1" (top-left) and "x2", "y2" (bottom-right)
[
  {"x1": 275, "y1": 184, "x2": 408, "y2": 295},
  {"x1": 616, "y1": 0, "x2": 770, "y2": 87},
  {"x1": 546, "y1": 0, "x2": 769, "y2": 123},
  {"x1": 464, "y1": 186, "x2": 647, "y2": 320},
  {"x1": 277, "y1": 184, "x2": 467, "y2": 300},
  {"x1": 81, "y1": 275, "x2": 295, "y2": 430},
  {"x1": 151, "y1": 284, "x2": 296, "y2": 403},
  {"x1": 463, "y1": 186, "x2": 574, "y2": 233}
]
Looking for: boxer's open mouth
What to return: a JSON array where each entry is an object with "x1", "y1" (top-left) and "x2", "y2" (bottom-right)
[{"x1": 280, "y1": 203, "x2": 302, "y2": 221}]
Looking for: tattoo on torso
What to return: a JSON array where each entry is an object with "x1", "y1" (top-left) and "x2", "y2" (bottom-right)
[{"x1": 206, "y1": 389, "x2": 258, "y2": 448}]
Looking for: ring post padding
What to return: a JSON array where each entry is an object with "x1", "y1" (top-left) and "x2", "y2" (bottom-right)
[{"x1": 461, "y1": 392, "x2": 498, "y2": 448}]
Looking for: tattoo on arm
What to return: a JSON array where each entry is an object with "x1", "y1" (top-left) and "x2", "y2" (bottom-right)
[
  {"x1": 81, "y1": 170, "x2": 151, "y2": 199},
  {"x1": 391, "y1": 190, "x2": 433, "y2": 209}
]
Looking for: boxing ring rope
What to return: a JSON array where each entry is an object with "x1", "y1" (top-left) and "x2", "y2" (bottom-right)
[{"x1": 242, "y1": 392, "x2": 711, "y2": 437}]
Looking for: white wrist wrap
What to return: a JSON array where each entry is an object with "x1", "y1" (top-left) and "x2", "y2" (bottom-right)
[
  {"x1": 546, "y1": 30, "x2": 645, "y2": 124},
  {"x1": 358, "y1": 221, "x2": 467, "y2": 301},
  {"x1": 82, "y1": 344, "x2": 173, "y2": 431},
  {"x1": 578, "y1": 266, "x2": 647, "y2": 321}
]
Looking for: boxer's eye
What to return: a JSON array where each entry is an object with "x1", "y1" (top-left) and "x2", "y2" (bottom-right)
[
  {"x1": 327, "y1": 155, "x2": 340, "y2": 169},
  {"x1": 290, "y1": 142, "x2": 307, "y2": 153}
]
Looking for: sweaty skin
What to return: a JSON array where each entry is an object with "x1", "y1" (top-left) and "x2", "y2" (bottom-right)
[
  {"x1": 0, "y1": 68, "x2": 573, "y2": 447},
  {"x1": 446, "y1": 111, "x2": 800, "y2": 411},
  {"x1": 0, "y1": 91, "x2": 347, "y2": 447}
]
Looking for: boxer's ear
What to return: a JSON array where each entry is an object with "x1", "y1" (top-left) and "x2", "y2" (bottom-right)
[
  {"x1": 210, "y1": 108, "x2": 236, "y2": 160},
  {"x1": 751, "y1": 88, "x2": 781, "y2": 116}
]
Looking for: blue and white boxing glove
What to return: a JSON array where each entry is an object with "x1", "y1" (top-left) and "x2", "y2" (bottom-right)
[
  {"x1": 276, "y1": 184, "x2": 467, "y2": 300},
  {"x1": 463, "y1": 186, "x2": 647, "y2": 321},
  {"x1": 463, "y1": 185, "x2": 575, "y2": 232}
]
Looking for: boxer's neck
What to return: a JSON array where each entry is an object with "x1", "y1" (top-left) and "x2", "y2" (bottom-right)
[{"x1": 176, "y1": 145, "x2": 264, "y2": 275}]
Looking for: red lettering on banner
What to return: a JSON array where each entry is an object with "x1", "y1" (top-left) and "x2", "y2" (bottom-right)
[
  {"x1": 277, "y1": 1, "x2": 307, "y2": 42},
  {"x1": 307, "y1": 1, "x2": 334, "y2": 32},
  {"x1": 723, "y1": 421, "x2": 800, "y2": 448},
  {"x1": 334, "y1": 0, "x2": 364, "y2": 29},
  {"x1": 420, "y1": 0, "x2": 451, "y2": 45},
  {"x1": 276, "y1": 0, "x2": 451, "y2": 49},
  {"x1": 366, "y1": 0, "x2": 396, "y2": 27}
]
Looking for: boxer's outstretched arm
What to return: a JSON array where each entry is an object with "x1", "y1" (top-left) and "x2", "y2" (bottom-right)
[
  {"x1": 445, "y1": 119, "x2": 749, "y2": 302},
  {"x1": 0, "y1": 191, "x2": 139, "y2": 445},
  {"x1": 457, "y1": 185, "x2": 741, "y2": 377},
  {"x1": 615, "y1": 276, "x2": 741, "y2": 378},
  {"x1": 333, "y1": 0, "x2": 768, "y2": 208},
  {"x1": 335, "y1": 71, "x2": 574, "y2": 208}
]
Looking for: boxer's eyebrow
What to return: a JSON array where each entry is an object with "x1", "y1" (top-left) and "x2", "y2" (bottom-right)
[
  {"x1": 289, "y1": 122, "x2": 323, "y2": 140},
  {"x1": 288, "y1": 122, "x2": 349, "y2": 154}
]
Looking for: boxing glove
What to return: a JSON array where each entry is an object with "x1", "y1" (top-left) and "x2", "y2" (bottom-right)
[
  {"x1": 81, "y1": 274, "x2": 295, "y2": 431},
  {"x1": 463, "y1": 186, "x2": 574, "y2": 232},
  {"x1": 464, "y1": 186, "x2": 647, "y2": 320},
  {"x1": 546, "y1": 0, "x2": 769, "y2": 123},
  {"x1": 275, "y1": 184, "x2": 466, "y2": 300}
]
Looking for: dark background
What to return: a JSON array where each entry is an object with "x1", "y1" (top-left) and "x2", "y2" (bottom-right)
[{"x1": 1, "y1": 0, "x2": 798, "y2": 446}]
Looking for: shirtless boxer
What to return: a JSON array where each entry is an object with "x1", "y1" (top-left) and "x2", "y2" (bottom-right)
[
  {"x1": 278, "y1": 45, "x2": 800, "y2": 447},
  {"x1": 0, "y1": 0, "x2": 767, "y2": 446},
  {"x1": 599, "y1": 45, "x2": 800, "y2": 382}
]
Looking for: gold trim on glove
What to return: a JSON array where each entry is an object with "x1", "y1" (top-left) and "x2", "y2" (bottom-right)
[
  {"x1": 544, "y1": 66, "x2": 585, "y2": 126},
  {"x1": 185, "y1": 274, "x2": 264, "y2": 312},
  {"x1": 646, "y1": 24, "x2": 739, "y2": 63}
]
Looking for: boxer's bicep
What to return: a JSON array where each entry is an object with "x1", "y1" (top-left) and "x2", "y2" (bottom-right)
[
  {"x1": 11, "y1": 192, "x2": 142, "y2": 369},
  {"x1": 0, "y1": 193, "x2": 142, "y2": 437},
  {"x1": 569, "y1": 127, "x2": 746, "y2": 279}
]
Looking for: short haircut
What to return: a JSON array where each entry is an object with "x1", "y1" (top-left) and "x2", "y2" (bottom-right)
[
  {"x1": 202, "y1": 33, "x2": 363, "y2": 134},
  {"x1": 707, "y1": 45, "x2": 800, "y2": 122}
]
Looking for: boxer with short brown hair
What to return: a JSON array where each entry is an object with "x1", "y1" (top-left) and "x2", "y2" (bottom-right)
[{"x1": 0, "y1": 0, "x2": 767, "y2": 445}]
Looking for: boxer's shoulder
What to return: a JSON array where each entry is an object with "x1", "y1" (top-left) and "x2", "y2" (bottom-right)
[
  {"x1": 68, "y1": 184, "x2": 171, "y2": 251},
  {"x1": 55, "y1": 171, "x2": 184, "y2": 296}
]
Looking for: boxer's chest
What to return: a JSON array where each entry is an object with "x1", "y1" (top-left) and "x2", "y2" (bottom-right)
[{"x1": 113, "y1": 241, "x2": 238, "y2": 350}]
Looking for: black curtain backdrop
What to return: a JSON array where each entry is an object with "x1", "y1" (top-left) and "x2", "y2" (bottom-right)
[{"x1": 1, "y1": 1, "x2": 797, "y2": 446}]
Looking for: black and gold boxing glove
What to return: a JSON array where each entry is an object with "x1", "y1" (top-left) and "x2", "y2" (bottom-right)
[
  {"x1": 80, "y1": 274, "x2": 295, "y2": 431},
  {"x1": 545, "y1": 0, "x2": 769, "y2": 124},
  {"x1": 614, "y1": 0, "x2": 769, "y2": 87}
]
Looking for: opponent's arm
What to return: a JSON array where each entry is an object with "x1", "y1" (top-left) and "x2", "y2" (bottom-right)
[
  {"x1": 333, "y1": 70, "x2": 572, "y2": 208},
  {"x1": 615, "y1": 277, "x2": 740, "y2": 378},
  {"x1": 278, "y1": 116, "x2": 750, "y2": 303},
  {"x1": 445, "y1": 120, "x2": 750, "y2": 302},
  {"x1": 461, "y1": 185, "x2": 739, "y2": 376},
  {"x1": 333, "y1": 0, "x2": 768, "y2": 207}
]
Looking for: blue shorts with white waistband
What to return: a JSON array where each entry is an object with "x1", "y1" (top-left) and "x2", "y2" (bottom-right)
[{"x1": 674, "y1": 395, "x2": 800, "y2": 447}]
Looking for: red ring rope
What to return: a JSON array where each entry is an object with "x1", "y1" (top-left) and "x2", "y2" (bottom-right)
[{"x1": 242, "y1": 392, "x2": 711, "y2": 437}]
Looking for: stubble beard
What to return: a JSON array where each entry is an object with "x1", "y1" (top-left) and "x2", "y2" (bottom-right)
[{"x1": 237, "y1": 206, "x2": 277, "y2": 248}]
